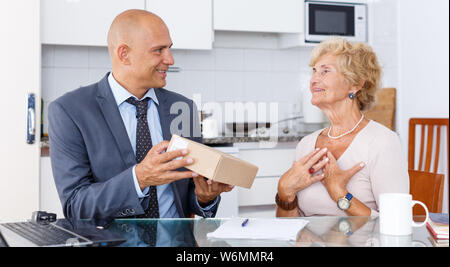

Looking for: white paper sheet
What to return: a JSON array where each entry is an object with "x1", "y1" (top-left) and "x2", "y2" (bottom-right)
[{"x1": 207, "y1": 218, "x2": 309, "y2": 241}]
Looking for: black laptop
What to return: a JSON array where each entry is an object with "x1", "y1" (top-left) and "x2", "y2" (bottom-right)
[{"x1": 0, "y1": 218, "x2": 125, "y2": 247}]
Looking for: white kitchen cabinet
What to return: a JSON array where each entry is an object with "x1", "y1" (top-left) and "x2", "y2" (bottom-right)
[
  {"x1": 213, "y1": 0, "x2": 303, "y2": 33},
  {"x1": 238, "y1": 177, "x2": 280, "y2": 206},
  {"x1": 239, "y1": 148, "x2": 297, "y2": 177},
  {"x1": 41, "y1": 0, "x2": 145, "y2": 46},
  {"x1": 146, "y1": 0, "x2": 213, "y2": 50},
  {"x1": 0, "y1": 0, "x2": 41, "y2": 221},
  {"x1": 237, "y1": 146, "x2": 296, "y2": 208}
]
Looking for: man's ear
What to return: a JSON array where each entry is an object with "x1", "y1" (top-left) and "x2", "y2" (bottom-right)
[{"x1": 117, "y1": 44, "x2": 131, "y2": 65}]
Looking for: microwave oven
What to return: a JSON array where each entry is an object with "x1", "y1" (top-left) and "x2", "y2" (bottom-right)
[{"x1": 305, "y1": 1, "x2": 367, "y2": 43}]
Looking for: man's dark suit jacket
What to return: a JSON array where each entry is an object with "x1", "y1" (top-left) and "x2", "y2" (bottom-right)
[{"x1": 48, "y1": 73, "x2": 219, "y2": 219}]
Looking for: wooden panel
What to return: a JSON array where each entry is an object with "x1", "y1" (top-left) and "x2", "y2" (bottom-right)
[
  {"x1": 409, "y1": 170, "x2": 444, "y2": 215},
  {"x1": 364, "y1": 88, "x2": 396, "y2": 130}
]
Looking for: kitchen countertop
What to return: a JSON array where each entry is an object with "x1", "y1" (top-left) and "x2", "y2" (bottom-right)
[{"x1": 203, "y1": 133, "x2": 309, "y2": 145}]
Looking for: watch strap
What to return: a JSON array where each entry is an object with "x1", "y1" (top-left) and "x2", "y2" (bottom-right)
[
  {"x1": 345, "y1": 193, "x2": 353, "y2": 201},
  {"x1": 275, "y1": 193, "x2": 298, "y2": 211}
]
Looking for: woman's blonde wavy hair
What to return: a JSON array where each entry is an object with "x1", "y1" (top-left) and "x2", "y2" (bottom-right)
[{"x1": 309, "y1": 37, "x2": 382, "y2": 111}]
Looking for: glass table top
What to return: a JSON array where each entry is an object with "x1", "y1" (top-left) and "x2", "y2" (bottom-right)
[
  {"x1": 1, "y1": 216, "x2": 440, "y2": 247},
  {"x1": 98, "y1": 216, "x2": 436, "y2": 247}
]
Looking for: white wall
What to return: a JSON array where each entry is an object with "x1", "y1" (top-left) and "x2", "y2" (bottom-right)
[
  {"x1": 41, "y1": 39, "x2": 315, "y2": 135},
  {"x1": 41, "y1": 29, "x2": 400, "y2": 136},
  {"x1": 368, "y1": 0, "x2": 399, "y2": 90},
  {"x1": 397, "y1": 0, "x2": 449, "y2": 212}
]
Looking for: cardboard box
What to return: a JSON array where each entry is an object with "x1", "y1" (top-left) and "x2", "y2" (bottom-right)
[{"x1": 167, "y1": 135, "x2": 258, "y2": 189}]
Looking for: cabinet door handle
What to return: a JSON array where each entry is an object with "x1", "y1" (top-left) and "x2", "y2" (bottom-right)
[{"x1": 27, "y1": 93, "x2": 36, "y2": 144}]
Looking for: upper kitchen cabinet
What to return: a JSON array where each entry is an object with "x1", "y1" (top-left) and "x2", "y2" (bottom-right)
[
  {"x1": 213, "y1": 0, "x2": 303, "y2": 33},
  {"x1": 146, "y1": 0, "x2": 213, "y2": 50},
  {"x1": 41, "y1": 0, "x2": 145, "y2": 46}
]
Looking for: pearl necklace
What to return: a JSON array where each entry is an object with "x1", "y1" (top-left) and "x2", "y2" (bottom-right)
[{"x1": 327, "y1": 114, "x2": 365, "y2": 140}]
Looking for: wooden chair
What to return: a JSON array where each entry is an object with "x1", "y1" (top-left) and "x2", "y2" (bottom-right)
[
  {"x1": 408, "y1": 118, "x2": 449, "y2": 210},
  {"x1": 409, "y1": 170, "x2": 444, "y2": 215},
  {"x1": 364, "y1": 88, "x2": 396, "y2": 130},
  {"x1": 408, "y1": 118, "x2": 449, "y2": 176}
]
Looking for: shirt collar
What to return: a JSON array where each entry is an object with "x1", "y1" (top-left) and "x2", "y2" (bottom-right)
[{"x1": 108, "y1": 72, "x2": 159, "y2": 106}]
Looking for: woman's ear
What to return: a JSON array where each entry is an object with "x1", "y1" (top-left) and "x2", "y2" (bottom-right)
[
  {"x1": 349, "y1": 79, "x2": 365, "y2": 98},
  {"x1": 353, "y1": 79, "x2": 366, "y2": 91}
]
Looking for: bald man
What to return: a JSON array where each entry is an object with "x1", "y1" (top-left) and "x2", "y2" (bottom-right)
[{"x1": 48, "y1": 10, "x2": 232, "y2": 220}]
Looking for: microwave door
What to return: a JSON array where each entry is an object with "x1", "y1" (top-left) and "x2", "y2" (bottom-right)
[{"x1": 306, "y1": 2, "x2": 357, "y2": 42}]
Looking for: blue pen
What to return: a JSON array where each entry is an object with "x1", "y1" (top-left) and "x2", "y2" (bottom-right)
[{"x1": 241, "y1": 218, "x2": 249, "y2": 227}]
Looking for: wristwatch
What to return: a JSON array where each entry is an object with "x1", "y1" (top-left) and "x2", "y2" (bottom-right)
[
  {"x1": 338, "y1": 218, "x2": 353, "y2": 236},
  {"x1": 337, "y1": 192, "x2": 353, "y2": 210}
]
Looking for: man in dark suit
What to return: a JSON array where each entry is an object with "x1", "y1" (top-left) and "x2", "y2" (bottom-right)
[{"x1": 48, "y1": 9, "x2": 233, "y2": 220}]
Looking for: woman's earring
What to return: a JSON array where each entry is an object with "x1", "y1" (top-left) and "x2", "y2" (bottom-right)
[{"x1": 349, "y1": 92, "x2": 355, "y2": 100}]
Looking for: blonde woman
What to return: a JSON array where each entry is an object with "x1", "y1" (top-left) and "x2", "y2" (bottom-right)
[{"x1": 276, "y1": 37, "x2": 409, "y2": 218}]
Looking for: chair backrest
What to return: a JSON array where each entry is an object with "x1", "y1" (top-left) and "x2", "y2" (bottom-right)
[
  {"x1": 408, "y1": 118, "x2": 449, "y2": 174},
  {"x1": 409, "y1": 170, "x2": 444, "y2": 215},
  {"x1": 364, "y1": 88, "x2": 396, "y2": 130}
]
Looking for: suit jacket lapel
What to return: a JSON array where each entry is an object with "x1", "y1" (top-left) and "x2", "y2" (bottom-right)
[
  {"x1": 155, "y1": 88, "x2": 174, "y2": 142},
  {"x1": 96, "y1": 74, "x2": 136, "y2": 168}
]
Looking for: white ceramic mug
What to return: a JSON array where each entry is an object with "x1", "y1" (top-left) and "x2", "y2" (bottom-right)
[{"x1": 379, "y1": 193, "x2": 429, "y2": 236}]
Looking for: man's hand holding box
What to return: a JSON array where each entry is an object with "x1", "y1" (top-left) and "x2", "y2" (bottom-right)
[{"x1": 168, "y1": 135, "x2": 259, "y2": 189}]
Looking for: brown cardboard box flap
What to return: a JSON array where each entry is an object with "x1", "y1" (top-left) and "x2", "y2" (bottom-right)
[{"x1": 167, "y1": 135, "x2": 258, "y2": 189}]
